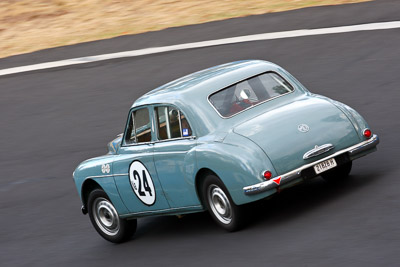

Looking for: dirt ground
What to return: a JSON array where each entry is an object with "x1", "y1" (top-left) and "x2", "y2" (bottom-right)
[{"x1": 0, "y1": 0, "x2": 368, "y2": 59}]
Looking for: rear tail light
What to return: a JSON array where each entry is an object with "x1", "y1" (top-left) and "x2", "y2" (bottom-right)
[
  {"x1": 263, "y1": 171, "x2": 272, "y2": 180},
  {"x1": 363, "y1": 128, "x2": 372, "y2": 139}
]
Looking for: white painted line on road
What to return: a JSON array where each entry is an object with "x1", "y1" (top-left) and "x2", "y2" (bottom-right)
[{"x1": 1, "y1": 21, "x2": 400, "y2": 76}]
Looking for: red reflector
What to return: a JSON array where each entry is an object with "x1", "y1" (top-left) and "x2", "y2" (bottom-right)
[
  {"x1": 363, "y1": 129, "x2": 372, "y2": 138},
  {"x1": 263, "y1": 171, "x2": 272, "y2": 180}
]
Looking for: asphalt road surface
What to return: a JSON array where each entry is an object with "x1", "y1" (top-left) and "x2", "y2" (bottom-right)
[{"x1": 1, "y1": 0, "x2": 399, "y2": 266}]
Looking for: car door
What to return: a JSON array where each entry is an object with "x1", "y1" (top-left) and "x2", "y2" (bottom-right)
[
  {"x1": 113, "y1": 106, "x2": 170, "y2": 213},
  {"x1": 153, "y1": 105, "x2": 199, "y2": 208}
]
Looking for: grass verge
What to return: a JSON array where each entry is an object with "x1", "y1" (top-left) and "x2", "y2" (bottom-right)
[{"x1": 0, "y1": 0, "x2": 369, "y2": 58}]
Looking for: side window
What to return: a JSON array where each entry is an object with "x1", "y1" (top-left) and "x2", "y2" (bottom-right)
[
  {"x1": 125, "y1": 108, "x2": 152, "y2": 144},
  {"x1": 155, "y1": 106, "x2": 192, "y2": 140}
]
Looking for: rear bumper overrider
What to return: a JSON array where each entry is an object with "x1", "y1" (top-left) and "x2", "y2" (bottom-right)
[{"x1": 243, "y1": 134, "x2": 379, "y2": 195}]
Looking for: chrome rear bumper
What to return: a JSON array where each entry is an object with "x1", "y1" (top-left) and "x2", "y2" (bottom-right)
[{"x1": 243, "y1": 134, "x2": 379, "y2": 195}]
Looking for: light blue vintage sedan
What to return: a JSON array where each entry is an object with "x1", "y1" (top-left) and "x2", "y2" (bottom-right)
[{"x1": 73, "y1": 60, "x2": 379, "y2": 243}]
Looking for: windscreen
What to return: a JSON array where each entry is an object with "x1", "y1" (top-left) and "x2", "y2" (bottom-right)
[{"x1": 208, "y1": 72, "x2": 293, "y2": 117}]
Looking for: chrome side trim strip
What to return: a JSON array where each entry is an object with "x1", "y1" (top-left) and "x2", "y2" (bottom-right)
[
  {"x1": 86, "y1": 173, "x2": 128, "y2": 179},
  {"x1": 120, "y1": 205, "x2": 203, "y2": 218},
  {"x1": 154, "y1": 151, "x2": 188, "y2": 155},
  {"x1": 243, "y1": 134, "x2": 379, "y2": 195}
]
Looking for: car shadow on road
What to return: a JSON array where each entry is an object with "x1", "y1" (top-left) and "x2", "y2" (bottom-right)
[
  {"x1": 243, "y1": 173, "x2": 380, "y2": 228},
  {"x1": 128, "y1": 173, "x2": 380, "y2": 242}
]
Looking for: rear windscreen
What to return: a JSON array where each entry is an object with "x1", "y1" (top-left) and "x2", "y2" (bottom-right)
[{"x1": 208, "y1": 72, "x2": 293, "y2": 117}]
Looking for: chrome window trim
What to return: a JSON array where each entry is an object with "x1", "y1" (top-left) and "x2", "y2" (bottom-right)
[
  {"x1": 178, "y1": 110, "x2": 183, "y2": 136},
  {"x1": 153, "y1": 135, "x2": 196, "y2": 144},
  {"x1": 164, "y1": 106, "x2": 171, "y2": 139},
  {"x1": 122, "y1": 141, "x2": 154, "y2": 147},
  {"x1": 132, "y1": 110, "x2": 137, "y2": 143},
  {"x1": 207, "y1": 71, "x2": 295, "y2": 119},
  {"x1": 121, "y1": 136, "x2": 196, "y2": 148},
  {"x1": 243, "y1": 134, "x2": 379, "y2": 195}
]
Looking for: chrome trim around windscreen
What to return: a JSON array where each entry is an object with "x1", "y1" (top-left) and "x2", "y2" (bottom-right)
[{"x1": 243, "y1": 134, "x2": 379, "y2": 195}]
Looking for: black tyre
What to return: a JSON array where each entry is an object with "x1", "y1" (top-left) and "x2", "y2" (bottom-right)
[
  {"x1": 87, "y1": 189, "x2": 137, "y2": 243},
  {"x1": 202, "y1": 174, "x2": 244, "y2": 232},
  {"x1": 321, "y1": 161, "x2": 352, "y2": 182}
]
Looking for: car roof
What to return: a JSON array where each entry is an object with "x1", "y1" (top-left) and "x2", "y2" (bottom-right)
[{"x1": 131, "y1": 60, "x2": 280, "y2": 108}]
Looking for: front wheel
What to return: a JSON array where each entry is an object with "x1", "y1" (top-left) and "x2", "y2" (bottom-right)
[
  {"x1": 202, "y1": 174, "x2": 244, "y2": 232},
  {"x1": 88, "y1": 189, "x2": 137, "y2": 243},
  {"x1": 321, "y1": 161, "x2": 352, "y2": 182}
]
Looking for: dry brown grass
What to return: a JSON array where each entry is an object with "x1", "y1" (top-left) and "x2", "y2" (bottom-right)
[{"x1": 0, "y1": 0, "x2": 369, "y2": 59}]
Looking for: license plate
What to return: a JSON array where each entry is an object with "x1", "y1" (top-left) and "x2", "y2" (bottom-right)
[{"x1": 313, "y1": 158, "x2": 337, "y2": 174}]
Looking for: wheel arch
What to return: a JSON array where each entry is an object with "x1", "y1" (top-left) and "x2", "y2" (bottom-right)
[
  {"x1": 194, "y1": 168, "x2": 218, "y2": 208},
  {"x1": 194, "y1": 137, "x2": 276, "y2": 205},
  {"x1": 80, "y1": 177, "x2": 130, "y2": 215},
  {"x1": 81, "y1": 178, "x2": 103, "y2": 209}
]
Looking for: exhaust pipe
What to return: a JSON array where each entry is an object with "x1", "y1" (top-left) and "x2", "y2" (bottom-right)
[{"x1": 81, "y1": 205, "x2": 88, "y2": 215}]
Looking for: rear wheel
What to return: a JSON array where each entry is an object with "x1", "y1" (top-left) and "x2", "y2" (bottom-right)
[
  {"x1": 88, "y1": 189, "x2": 137, "y2": 243},
  {"x1": 321, "y1": 161, "x2": 352, "y2": 182},
  {"x1": 202, "y1": 174, "x2": 244, "y2": 232}
]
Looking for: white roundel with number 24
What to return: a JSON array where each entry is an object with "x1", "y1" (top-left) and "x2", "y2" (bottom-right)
[{"x1": 129, "y1": 161, "x2": 155, "y2": 206}]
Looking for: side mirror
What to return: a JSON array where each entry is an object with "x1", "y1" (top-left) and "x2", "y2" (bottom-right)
[{"x1": 107, "y1": 133, "x2": 123, "y2": 154}]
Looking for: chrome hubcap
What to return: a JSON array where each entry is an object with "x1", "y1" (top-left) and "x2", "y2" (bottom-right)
[
  {"x1": 93, "y1": 197, "x2": 120, "y2": 236},
  {"x1": 207, "y1": 185, "x2": 232, "y2": 224}
]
